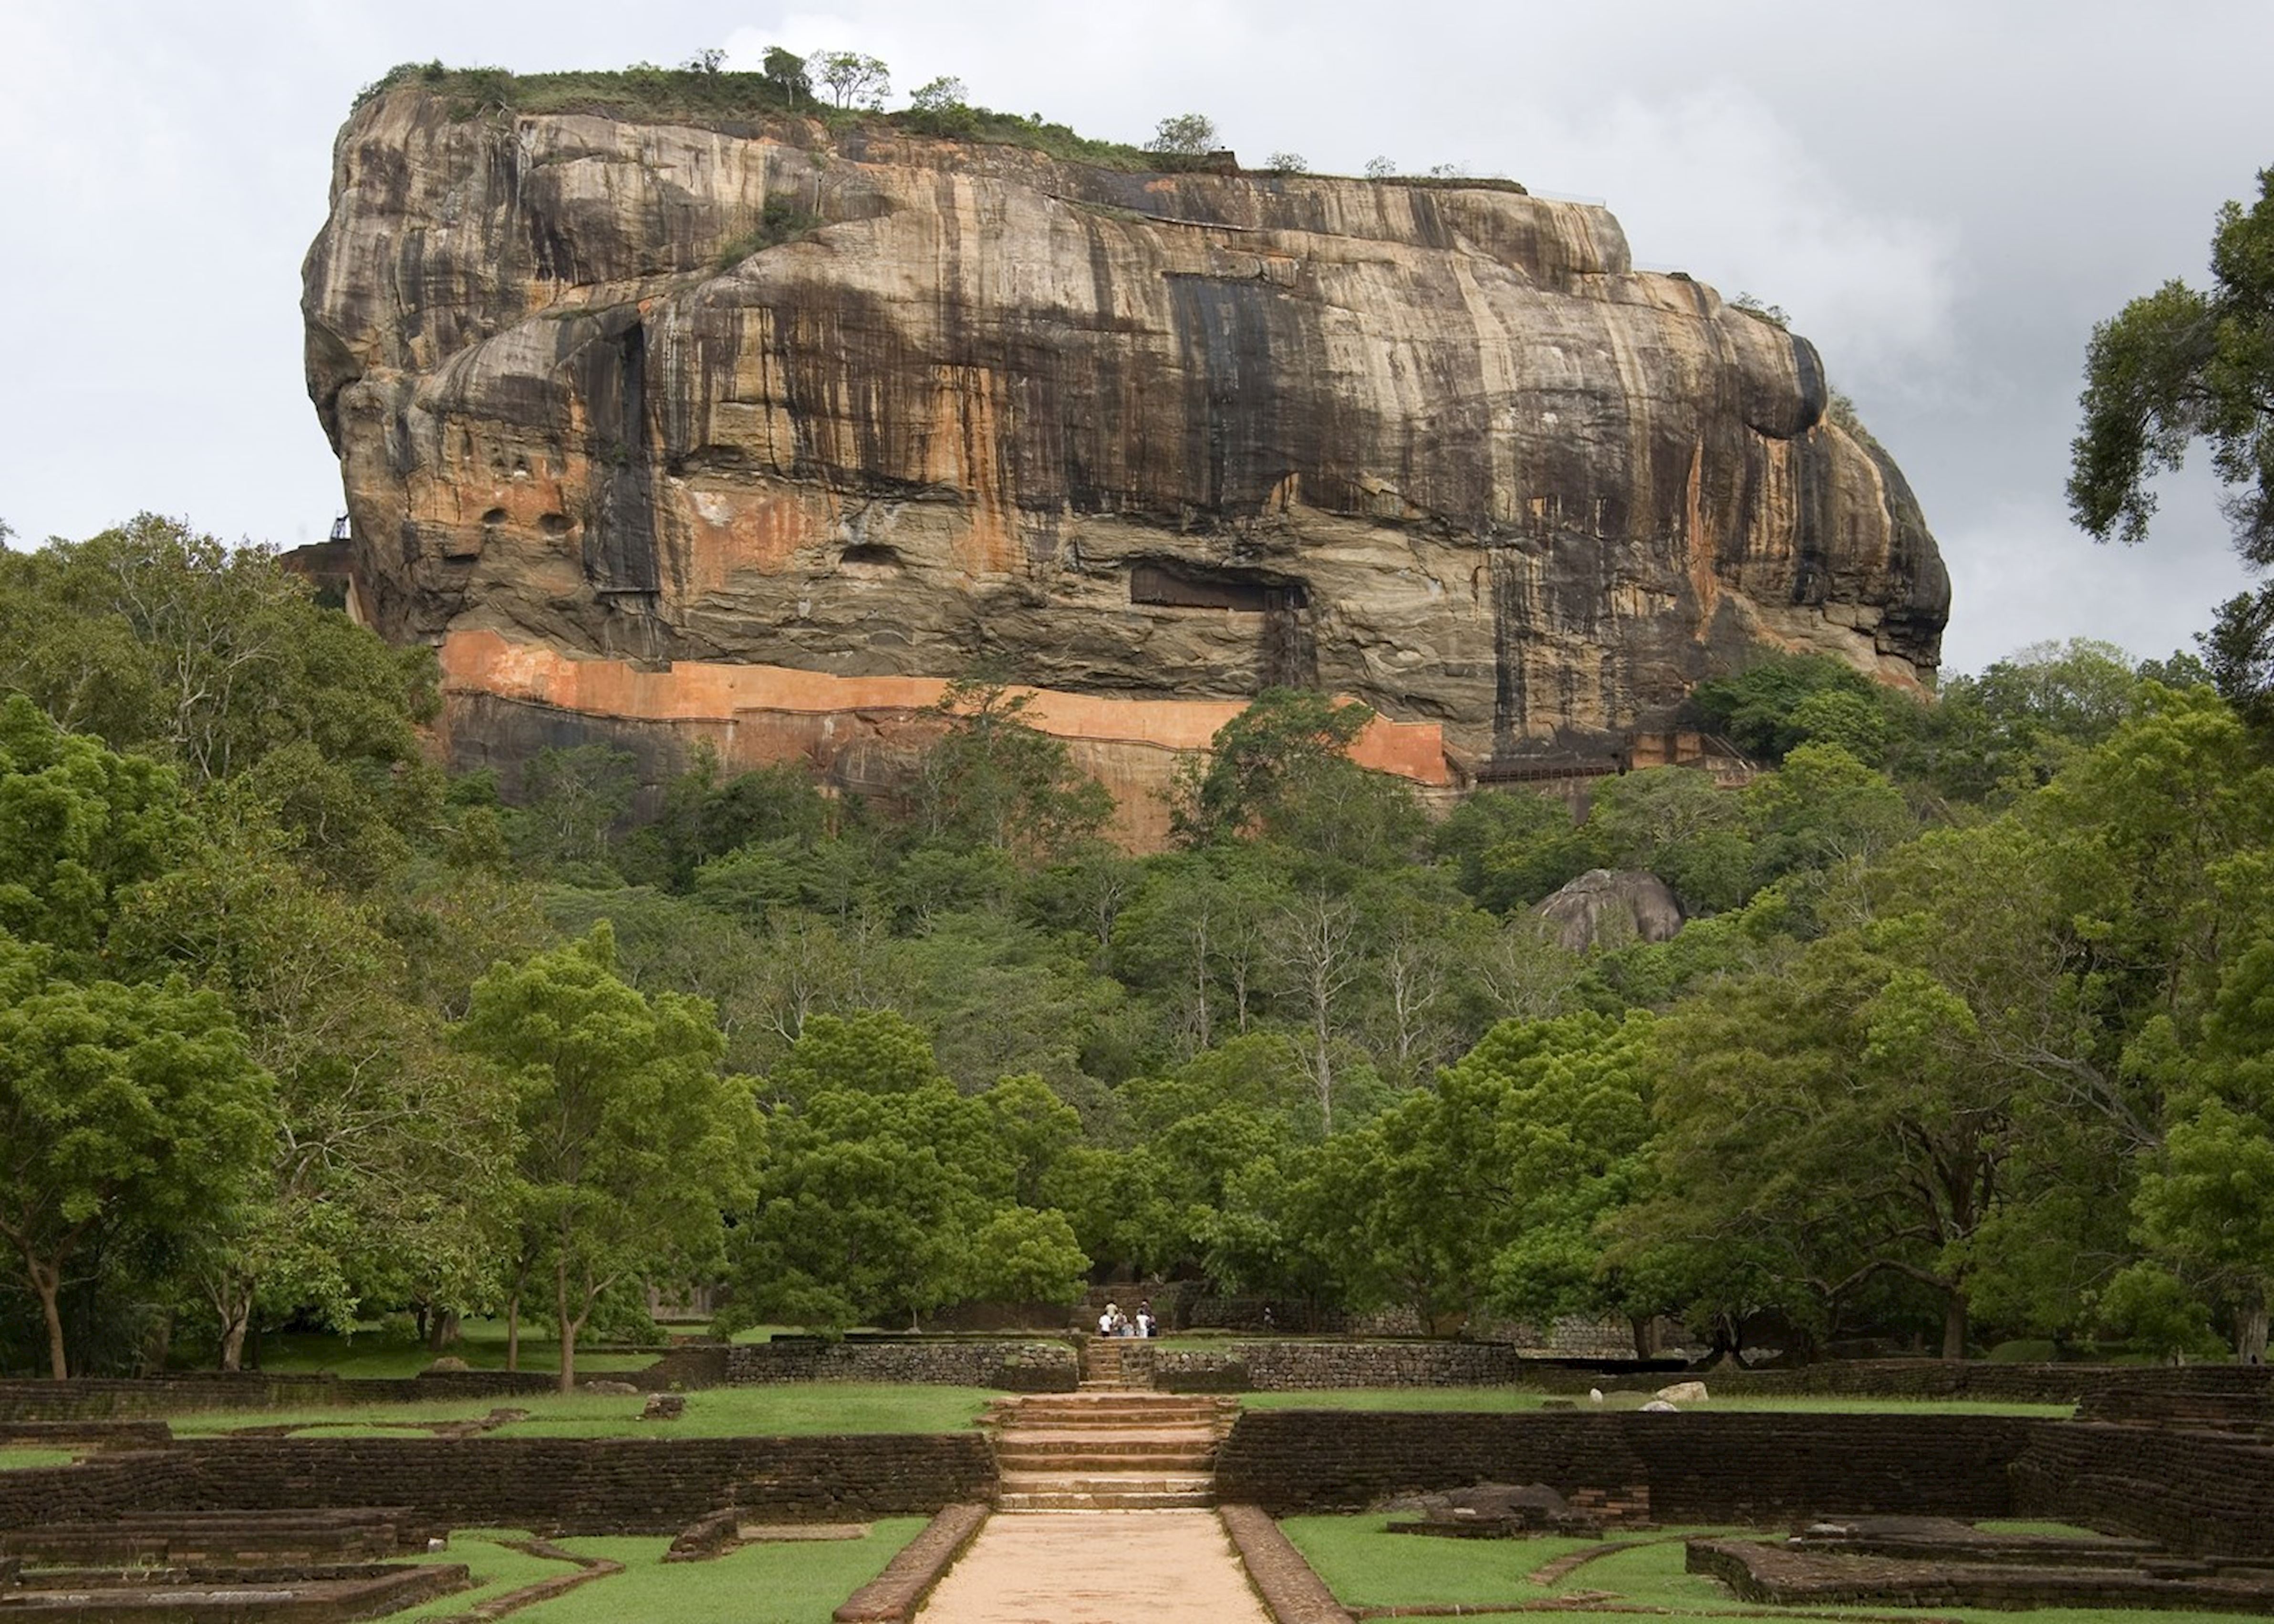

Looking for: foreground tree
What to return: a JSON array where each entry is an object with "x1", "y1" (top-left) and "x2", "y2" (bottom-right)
[
  {"x1": 455, "y1": 925, "x2": 754, "y2": 1389},
  {"x1": 726, "y1": 1014, "x2": 1085, "y2": 1325},
  {"x1": 2132, "y1": 938, "x2": 2274, "y2": 1360},
  {"x1": 118, "y1": 826, "x2": 511, "y2": 1368},
  {"x1": 0, "y1": 937, "x2": 274, "y2": 1377}
]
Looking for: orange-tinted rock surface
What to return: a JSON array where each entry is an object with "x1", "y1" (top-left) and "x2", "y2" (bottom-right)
[{"x1": 304, "y1": 86, "x2": 1948, "y2": 800}]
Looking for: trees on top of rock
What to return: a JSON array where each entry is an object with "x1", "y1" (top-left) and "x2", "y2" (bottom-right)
[
  {"x1": 812, "y1": 50, "x2": 890, "y2": 111},
  {"x1": 1146, "y1": 114, "x2": 1220, "y2": 156}
]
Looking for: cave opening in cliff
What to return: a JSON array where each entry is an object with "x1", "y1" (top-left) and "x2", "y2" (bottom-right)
[{"x1": 1128, "y1": 561, "x2": 1307, "y2": 614}]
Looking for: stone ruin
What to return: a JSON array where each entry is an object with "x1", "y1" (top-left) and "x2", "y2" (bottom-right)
[
  {"x1": 1383, "y1": 1481, "x2": 1606, "y2": 1539},
  {"x1": 0, "y1": 1506, "x2": 469, "y2": 1621},
  {"x1": 1690, "y1": 1515, "x2": 2274, "y2": 1614}
]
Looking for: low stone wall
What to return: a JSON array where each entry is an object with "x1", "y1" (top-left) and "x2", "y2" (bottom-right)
[
  {"x1": 726, "y1": 1339, "x2": 1076, "y2": 1392},
  {"x1": 1214, "y1": 1410, "x2": 2046, "y2": 1522},
  {"x1": 0, "y1": 1451, "x2": 187, "y2": 1530},
  {"x1": 1155, "y1": 1341, "x2": 1528, "y2": 1392},
  {"x1": 2013, "y1": 1421, "x2": 2274, "y2": 1558},
  {"x1": 0, "y1": 1419, "x2": 172, "y2": 1449},
  {"x1": 2072, "y1": 1365, "x2": 2273, "y2": 1428},
  {"x1": 1521, "y1": 1359, "x2": 2268, "y2": 1406},
  {"x1": 0, "y1": 1370, "x2": 555, "y2": 1422},
  {"x1": 631, "y1": 1343, "x2": 731, "y2": 1390},
  {"x1": 0, "y1": 1434, "x2": 993, "y2": 1536}
]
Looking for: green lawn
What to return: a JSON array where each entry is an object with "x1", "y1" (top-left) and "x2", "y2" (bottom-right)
[
  {"x1": 0, "y1": 1446, "x2": 77, "y2": 1470},
  {"x1": 395, "y1": 1524, "x2": 927, "y2": 1624},
  {"x1": 167, "y1": 1383, "x2": 999, "y2": 1438},
  {"x1": 1279, "y1": 1515, "x2": 2243, "y2": 1624},
  {"x1": 243, "y1": 1318, "x2": 660, "y2": 1378},
  {"x1": 1240, "y1": 1386, "x2": 2075, "y2": 1417}
]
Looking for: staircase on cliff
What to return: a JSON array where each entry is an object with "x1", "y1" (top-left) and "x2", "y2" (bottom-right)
[{"x1": 985, "y1": 1345, "x2": 1235, "y2": 1511}]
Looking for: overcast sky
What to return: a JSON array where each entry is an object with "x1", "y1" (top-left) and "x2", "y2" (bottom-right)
[{"x1": 3, "y1": 0, "x2": 2269, "y2": 674}]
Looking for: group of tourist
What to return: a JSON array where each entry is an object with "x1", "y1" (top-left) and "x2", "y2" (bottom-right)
[{"x1": 1096, "y1": 1301, "x2": 1156, "y2": 1337}]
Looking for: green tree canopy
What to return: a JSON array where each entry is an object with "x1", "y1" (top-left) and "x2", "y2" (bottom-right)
[
  {"x1": 454, "y1": 924, "x2": 754, "y2": 1388},
  {"x1": 2069, "y1": 168, "x2": 2274, "y2": 718},
  {"x1": 0, "y1": 936, "x2": 274, "y2": 1377}
]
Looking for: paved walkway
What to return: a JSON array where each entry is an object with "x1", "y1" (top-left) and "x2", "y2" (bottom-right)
[{"x1": 913, "y1": 1510, "x2": 1273, "y2": 1624}]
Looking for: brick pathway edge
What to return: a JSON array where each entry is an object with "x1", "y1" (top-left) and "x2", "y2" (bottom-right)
[
  {"x1": 1219, "y1": 1504, "x2": 1356, "y2": 1624},
  {"x1": 834, "y1": 1502, "x2": 991, "y2": 1623}
]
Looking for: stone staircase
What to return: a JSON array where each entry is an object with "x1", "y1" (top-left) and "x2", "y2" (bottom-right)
[
  {"x1": 984, "y1": 1392, "x2": 1237, "y2": 1512},
  {"x1": 1080, "y1": 1335, "x2": 1150, "y2": 1390}
]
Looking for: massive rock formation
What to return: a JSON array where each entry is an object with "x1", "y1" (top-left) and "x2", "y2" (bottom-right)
[{"x1": 303, "y1": 85, "x2": 1948, "y2": 829}]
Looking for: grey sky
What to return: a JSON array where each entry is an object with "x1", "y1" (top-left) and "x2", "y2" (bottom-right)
[{"x1": 3, "y1": 0, "x2": 2268, "y2": 675}]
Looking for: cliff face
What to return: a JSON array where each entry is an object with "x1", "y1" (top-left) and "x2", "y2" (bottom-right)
[{"x1": 304, "y1": 87, "x2": 1948, "y2": 795}]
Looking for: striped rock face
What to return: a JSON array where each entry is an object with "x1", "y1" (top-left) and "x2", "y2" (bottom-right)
[{"x1": 304, "y1": 89, "x2": 1946, "y2": 822}]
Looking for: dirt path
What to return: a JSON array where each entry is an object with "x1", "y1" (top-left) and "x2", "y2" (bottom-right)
[{"x1": 914, "y1": 1510, "x2": 1273, "y2": 1624}]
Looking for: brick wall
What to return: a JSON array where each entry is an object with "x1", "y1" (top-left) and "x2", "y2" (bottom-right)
[
  {"x1": 632, "y1": 1344, "x2": 731, "y2": 1390},
  {"x1": 726, "y1": 1339, "x2": 1076, "y2": 1391},
  {"x1": 2012, "y1": 1421, "x2": 2274, "y2": 1557},
  {"x1": 1518, "y1": 1359, "x2": 2252, "y2": 1406},
  {"x1": 1156, "y1": 1342, "x2": 1528, "y2": 1392},
  {"x1": 0, "y1": 1451, "x2": 194, "y2": 1530},
  {"x1": 1214, "y1": 1410, "x2": 2046, "y2": 1521},
  {"x1": 2072, "y1": 1366, "x2": 2273, "y2": 1428},
  {"x1": 0, "y1": 1435, "x2": 993, "y2": 1536},
  {"x1": 0, "y1": 1371, "x2": 554, "y2": 1422}
]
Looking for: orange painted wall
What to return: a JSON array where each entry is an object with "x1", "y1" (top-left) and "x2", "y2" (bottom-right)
[{"x1": 439, "y1": 628, "x2": 1453, "y2": 785}]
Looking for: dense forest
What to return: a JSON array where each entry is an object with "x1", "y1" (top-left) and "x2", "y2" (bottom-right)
[{"x1": 3, "y1": 512, "x2": 2271, "y2": 1384}]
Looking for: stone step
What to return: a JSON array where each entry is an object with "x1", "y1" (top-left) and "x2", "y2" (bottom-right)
[
  {"x1": 997, "y1": 1434, "x2": 1218, "y2": 1457},
  {"x1": 996, "y1": 1488, "x2": 1217, "y2": 1511},
  {"x1": 998, "y1": 1451, "x2": 1217, "y2": 1474},
  {"x1": 1002, "y1": 1396, "x2": 1227, "y2": 1419},
  {"x1": 999, "y1": 1472, "x2": 1215, "y2": 1493}
]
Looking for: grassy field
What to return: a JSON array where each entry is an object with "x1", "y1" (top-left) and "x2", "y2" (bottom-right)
[
  {"x1": 242, "y1": 1318, "x2": 662, "y2": 1378},
  {"x1": 0, "y1": 1446, "x2": 77, "y2": 1470},
  {"x1": 393, "y1": 1523, "x2": 926, "y2": 1623},
  {"x1": 1280, "y1": 1515, "x2": 2243, "y2": 1624},
  {"x1": 1240, "y1": 1386, "x2": 2077, "y2": 1417},
  {"x1": 166, "y1": 1383, "x2": 998, "y2": 1438}
]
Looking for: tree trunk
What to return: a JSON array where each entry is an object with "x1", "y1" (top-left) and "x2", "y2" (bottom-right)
[
  {"x1": 1941, "y1": 1286, "x2": 1970, "y2": 1361},
  {"x1": 2236, "y1": 1291, "x2": 2269, "y2": 1365},
  {"x1": 215, "y1": 1272, "x2": 254, "y2": 1372},
  {"x1": 427, "y1": 1309, "x2": 460, "y2": 1352},
  {"x1": 31, "y1": 1260, "x2": 67, "y2": 1380},
  {"x1": 554, "y1": 1258, "x2": 578, "y2": 1396},
  {"x1": 219, "y1": 1310, "x2": 249, "y2": 1373}
]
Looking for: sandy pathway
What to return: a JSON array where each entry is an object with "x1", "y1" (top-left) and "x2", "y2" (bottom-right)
[{"x1": 914, "y1": 1509, "x2": 1272, "y2": 1624}]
